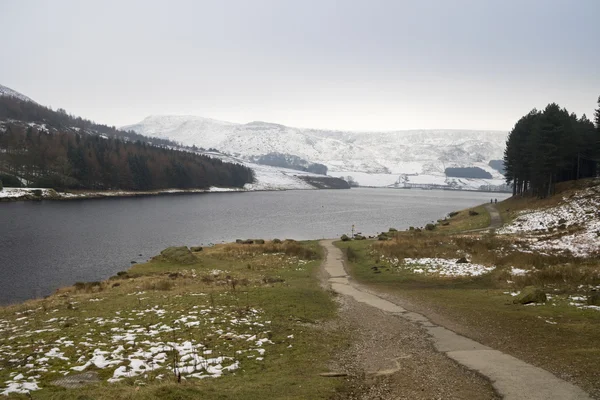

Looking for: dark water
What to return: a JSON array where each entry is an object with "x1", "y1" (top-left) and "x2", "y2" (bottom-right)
[{"x1": 0, "y1": 188, "x2": 508, "y2": 304}]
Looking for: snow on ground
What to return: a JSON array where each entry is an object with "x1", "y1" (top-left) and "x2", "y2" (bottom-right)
[
  {"x1": 498, "y1": 184, "x2": 600, "y2": 257},
  {"x1": 327, "y1": 171, "x2": 506, "y2": 190},
  {"x1": 0, "y1": 188, "x2": 54, "y2": 199},
  {"x1": 0, "y1": 298, "x2": 280, "y2": 395},
  {"x1": 382, "y1": 256, "x2": 495, "y2": 277},
  {"x1": 401, "y1": 258, "x2": 495, "y2": 277}
]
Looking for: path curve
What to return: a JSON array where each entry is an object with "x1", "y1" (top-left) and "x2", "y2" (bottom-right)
[
  {"x1": 320, "y1": 239, "x2": 591, "y2": 400},
  {"x1": 463, "y1": 203, "x2": 503, "y2": 233}
]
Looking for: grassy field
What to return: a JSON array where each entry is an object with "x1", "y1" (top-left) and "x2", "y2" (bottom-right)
[
  {"x1": 0, "y1": 241, "x2": 346, "y2": 399},
  {"x1": 336, "y1": 197, "x2": 600, "y2": 397}
]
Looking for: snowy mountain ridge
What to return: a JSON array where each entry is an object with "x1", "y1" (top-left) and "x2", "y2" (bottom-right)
[
  {"x1": 123, "y1": 115, "x2": 509, "y2": 188},
  {"x1": 0, "y1": 84, "x2": 36, "y2": 104}
]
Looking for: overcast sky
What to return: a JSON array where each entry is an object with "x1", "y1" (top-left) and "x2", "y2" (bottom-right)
[{"x1": 1, "y1": 0, "x2": 599, "y2": 131}]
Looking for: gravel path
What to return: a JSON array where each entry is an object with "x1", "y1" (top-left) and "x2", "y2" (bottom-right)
[{"x1": 321, "y1": 240, "x2": 592, "y2": 400}]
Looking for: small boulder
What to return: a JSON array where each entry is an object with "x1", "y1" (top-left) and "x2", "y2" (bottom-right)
[
  {"x1": 587, "y1": 292, "x2": 600, "y2": 306},
  {"x1": 513, "y1": 287, "x2": 547, "y2": 305},
  {"x1": 456, "y1": 257, "x2": 469, "y2": 264},
  {"x1": 468, "y1": 210, "x2": 479, "y2": 216},
  {"x1": 159, "y1": 246, "x2": 198, "y2": 265}
]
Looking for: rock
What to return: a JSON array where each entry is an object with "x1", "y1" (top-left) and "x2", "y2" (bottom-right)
[
  {"x1": 319, "y1": 372, "x2": 348, "y2": 377},
  {"x1": 456, "y1": 257, "x2": 469, "y2": 264},
  {"x1": 442, "y1": 222, "x2": 450, "y2": 226},
  {"x1": 469, "y1": 210, "x2": 479, "y2": 216},
  {"x1": 52, "y1": 371, "x2": 99, "y2": 388},
  {"x1": 587, "y1": 292, "x2": 600, "y2": 306},
  {"x1": 513, "y1": 287, "x2": 547, "y2": 304},
  {"x1": 159, "y1": 246, "x2": 198, "y2": 265},
  {"x1": 190, "y1": 246, "x2": 203, "y2": 252},
  {"x1": 112, "y1": 282, "x2": 121, "y2": 288},
  {"x1": 130, "y1": 261, "x2": 137, "y2": 264}
]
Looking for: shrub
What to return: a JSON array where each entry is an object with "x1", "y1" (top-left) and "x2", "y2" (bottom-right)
[
  {"x1": 0, "y1": 174, "x2": 21, "y2": 187},
  {"x1": 354, "y1": 234, "x2": 366, "y2": 240},
  {"x1": 468, "y1": 210, "x2": 479, "y2": 216},
  {"x1": 346, "y1": 246, "x2": 358, "y2": 262},
  {"x1": 254, "y1": 239, "x2": 265, "y2": 244},
  {"x1": 236, "y1": 239, "x2": 243, "y2": 243},
  {"x1": 425, "y1": 223, "x2": 436, "y2": 231},
  {"x1": 272, "y1": 238, "x2": 281, "y2": 244},
  {"x1": 144, "y1": 279, "x2": 174, "y2": 291},
  {"x1": 190, "y1": 246, "x2": 203, "y2": 252},
  {"x1": 341, "y1": 234, "x2": 350, "y2": 241},
  {"x1": 388, "y1": 228, "x2": 397, "y2": 232},
  {"x1": 243, "y1": 239, "x2": 254, "y2": 244},
  {"x1": 32, "y1": 189, "x2": 43, "y2": 197},
  {"x1": 0, "y1": 179, "x2": 2, "y2": 191}
]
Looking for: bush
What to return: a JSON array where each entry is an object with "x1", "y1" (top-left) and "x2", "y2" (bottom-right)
[
  {"x1": 254, "y1": 239, "x2": 265, "y2": 244},
  {"x1": 190, "y1": 246, "x2": 203, "y2": 252},
  {"x1": 425, "y1": 223, "x2": 436, "y2": 231},
  {"x1": 468, "y1": 210, "x2": 479, "y2": 216},
  {"x1": 388, "y1": 228, "x2": 397, "y2": 232},
  {"x1": 272, "y1": 238, "x2": 281, "y2": 244},
  {"x1": 341, "y1": 234, "x2": 350, "y2": 241},
  {"x1": 346, "y1": 246, "x2": 358, "y2": 262},
  {"x1": 32, "y1": 189, "x2": 43, "y2": 197},
  {"x1": 0, "y1": 174, "x2": 22, "y2": 187},
  {"x1": 0, "y1": 179, "x2": 2, "y2": 191},
  {"x1": 354, "y1": 234, "x2": 366, "y2": 240}
]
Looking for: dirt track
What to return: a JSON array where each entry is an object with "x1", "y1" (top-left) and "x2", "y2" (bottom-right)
[{"x1": 321, "y1": 240, "x2": 591, "y2": 400}]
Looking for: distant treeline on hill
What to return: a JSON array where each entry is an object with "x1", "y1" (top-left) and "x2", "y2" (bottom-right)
[
  {"x1": 504, "y1": 97, "x2": 600, "y2": 197},
  {"x1": 0, "y1": 124, "x2": 254, "y2": 191},
  {"x1": 445, "y1": 167, "x2": 493, "y2": 179},
  {"x1": 0, "y1": 96, "x2": 180, "y2": 147}
]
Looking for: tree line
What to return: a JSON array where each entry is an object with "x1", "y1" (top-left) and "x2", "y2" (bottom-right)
[
  {"x1": 0, "y1": 96, "x2": 181, "y2": 147},
  {"x1": 504, "y1": 97, "x2": 600, "y2": 197},
  {"x1": 0, "y1": 123, "x2": 254, "y2": 191}
]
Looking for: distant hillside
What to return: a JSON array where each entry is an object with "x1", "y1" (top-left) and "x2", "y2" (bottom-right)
[
  {"x1": 250, "y1": 153, "x2": 328, "y2": 175},
  {"x1": 445, "y1": 167, "x2": 493, "y2": 179},
  {"x1": 0, "y1": 95, "x2": 254, "y2": 191},
  {"x1": 122, "y1": 115, "x2": 508, "y2": 189}
]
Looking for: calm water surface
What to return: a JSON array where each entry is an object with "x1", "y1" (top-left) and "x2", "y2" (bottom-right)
[{"x1": 0, "y1": 188, "x2": 509, "y2": 304}]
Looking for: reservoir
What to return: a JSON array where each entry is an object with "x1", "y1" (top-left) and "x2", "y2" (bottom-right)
[{"x1": 0, "y1": 188, "x2": 509, "y2": 304}]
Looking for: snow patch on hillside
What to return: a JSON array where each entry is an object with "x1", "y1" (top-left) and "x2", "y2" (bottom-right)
[
  {"x1": 498, "y1": 183, "x2": 600, "y2": 257},
  {"x1": 0, "y1": 84, "x2": 36, "y2": 103}
]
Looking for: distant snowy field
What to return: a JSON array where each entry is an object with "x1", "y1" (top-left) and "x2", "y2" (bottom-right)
[{"x1": 123, "y1": 115, "x2": 508, "y2": 190}]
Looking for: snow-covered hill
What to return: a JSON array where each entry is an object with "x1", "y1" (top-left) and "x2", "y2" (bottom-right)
[
  {"x1": 0, "y1": 84, "x2": 36, "y2": 104},
  {"x1": 123, "y1": 115, "x2": 508, "y2": 189}
]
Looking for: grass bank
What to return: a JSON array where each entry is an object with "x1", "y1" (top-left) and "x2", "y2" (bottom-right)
[
  {"x1": 336, "y1": 200, "x2": 600, "y2": 397},
  {"x1": 0, "y1": 240, "x2": 346, "y2": 399}
]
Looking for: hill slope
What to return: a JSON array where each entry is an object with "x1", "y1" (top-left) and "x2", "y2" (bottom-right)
[{"x1": 123, "y1": 115, "x2": 508, "y2": 189}]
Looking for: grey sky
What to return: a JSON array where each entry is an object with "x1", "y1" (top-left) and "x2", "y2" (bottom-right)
[{"x1": 1, "y1": 0, "x2": 599, "y2": 131}]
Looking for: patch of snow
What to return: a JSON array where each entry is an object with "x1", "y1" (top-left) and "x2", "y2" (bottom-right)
[{"x1": 401, "y1": 258, "x2": 495, "y2": 277}]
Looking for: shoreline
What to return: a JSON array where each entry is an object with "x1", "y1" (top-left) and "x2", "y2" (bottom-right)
[{"x1": 0, "y1": 186, "x2": 334, "y2": 203}]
